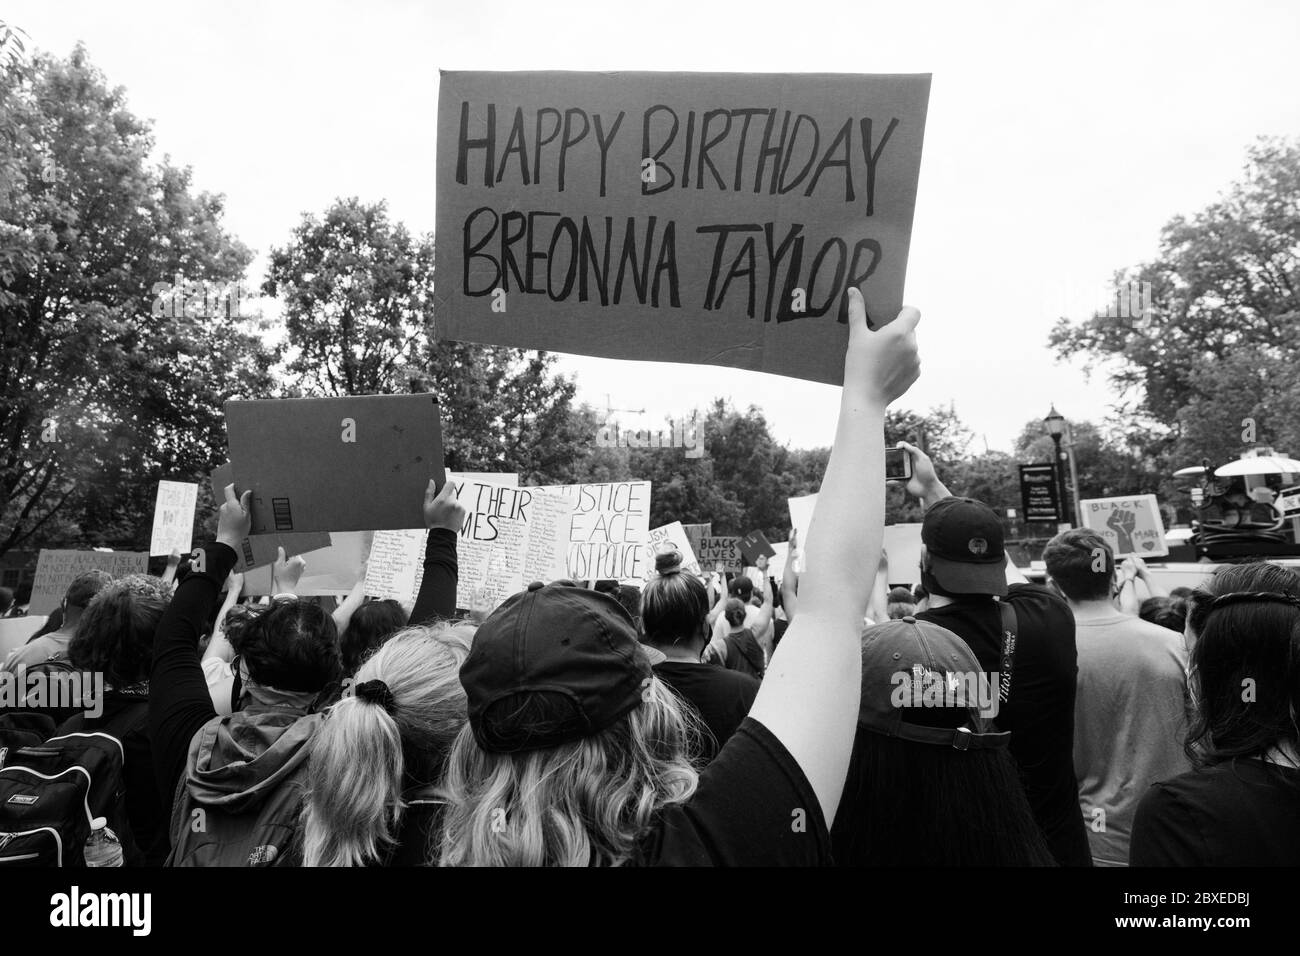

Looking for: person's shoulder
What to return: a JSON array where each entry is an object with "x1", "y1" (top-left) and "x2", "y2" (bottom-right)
[{"x1": 1007, "y1": 582, "x2": 1067, "y2": 607}]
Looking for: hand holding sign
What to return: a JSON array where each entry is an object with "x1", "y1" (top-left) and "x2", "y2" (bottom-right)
[
  {"x1": 844, "y1": 295, "x2": 921, "y2": 408},
  {"x1": 424, "y1": 478, "x2": 466, "y2": 532}
]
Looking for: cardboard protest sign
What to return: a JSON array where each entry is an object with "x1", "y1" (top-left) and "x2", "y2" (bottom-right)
[
  {"x1": 150, "y1": 481, "x2": 198, "y2": 557},
  {"x1": 1079, "y1": 495, "x2": 1170, "y2": 559},
  {"x1": 644, "y1": 522, "x2": 701, "y2": 579},
  {"x1": 536, "y1": 481, "x2": 652, "y2": 582},
  {"x1": 435, "y1": 71, "x2": 931, "y2": 385},
  {"x1": 697, "y1": 535, "x2": 742, "y2": 572},
  {"x1": 739, "y1": 530, "x2": 776, "y2": 564},
  {"x1": 241, "y1": 531, "x2": 372, "y2": 597},
  {"x1": 29, "y1": 550, "x2": 149, "y2": 615},
  {"x1": 883, "y1": 523, "x2": 924, "y2": 585},
  {"x1": 769, "y1": 541, "x2": 791, "y2": 584},
  {"x1": 224, "y1": 394, "x2": 445, "y2": 534},
  {"x1": 681, "y1": 523, "x2": 711, "y2": 559},
  {"x1": 209, "y1": 464, "x2": 333, "y2": 572}
]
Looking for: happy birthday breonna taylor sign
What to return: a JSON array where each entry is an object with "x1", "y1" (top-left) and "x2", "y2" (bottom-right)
[{"x1": 435, "y1": 71, "x2": 930, "y2": 385}]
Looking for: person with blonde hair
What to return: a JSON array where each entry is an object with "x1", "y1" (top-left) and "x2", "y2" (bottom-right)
[
  {"x1": 301, "y1": 622, "x2": 475, "y2": 866},
  {"x1": 437, "y1": 289, "x2": 922, "y2": 866}
]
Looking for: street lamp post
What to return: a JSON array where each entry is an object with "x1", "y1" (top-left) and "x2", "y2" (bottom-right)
[{"x1": 1044, "y1": 405, "x2": 1072, "y2": 528}]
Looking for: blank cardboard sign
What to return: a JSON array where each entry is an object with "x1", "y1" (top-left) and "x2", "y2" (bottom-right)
[
  {"x1": 224, "y1": 394, "x2": 445, "y2": 535},
  {"x1": 435, "y1": 71, "x2": 931, "y2": 385}
]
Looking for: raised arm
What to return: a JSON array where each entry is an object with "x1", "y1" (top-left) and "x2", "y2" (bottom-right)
[
  {"x1": 331, "y1": 566, "x2": 368, "y2": 634},
  {"x1": 865, "y1": 550, "x2": 890, "y2": 623},
  {"x1": 409, "y1": 479, "x2": 465, "y2": 625},
  {"x1": 748, "y1": 291, "x2": 921, "y2": 826},
  {"x1": 202, "y1": 571, "x2": 243, "y2": 664},
  {"x1": 150, "y1": 484, "x2": 247, "y2": 810},
  {"x1": 752, "y1": 573, "x2": 776, "y2": 631}
]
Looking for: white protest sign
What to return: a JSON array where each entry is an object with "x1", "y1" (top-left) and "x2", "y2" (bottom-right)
[
  {"x1": 1079, "y1": 494, "x2": 1170, "y2": 559},
  {"x1": 29, "y1": 550, "x2": 150, "y2": 615},
  {"x1": 452, "y1": 476, "x2": 574, "y2": 612},
  {"x1": 644, "y1": 522, "x2": 701, "y2": 579},
  {"x1": 447, "y1": 469, "x2": 519, "y2": 486},
  {"x1": 150, "y1": 481, "x2": 198, "y2": 557},
  {"x1": 787, "y1": 493, "x2": 817, "y2": 572},
  {"x1": 364, "y1": 529, "x2": 428, "y2": 604},
  {"x1": 883, "y1": 523, "x2": 924, "y2": 585},
  {"x1": 536, "y1": 482, "x2": 652, "y2": 583}
]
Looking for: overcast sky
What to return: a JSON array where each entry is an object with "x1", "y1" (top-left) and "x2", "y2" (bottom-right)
[{"x1": 9, "y1": 0, "x2": 1300, "y2": 453}]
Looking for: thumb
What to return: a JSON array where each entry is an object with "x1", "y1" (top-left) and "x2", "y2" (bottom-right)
[{"x1": 276, "y1": 546, "x2": 286, "y2": 565}]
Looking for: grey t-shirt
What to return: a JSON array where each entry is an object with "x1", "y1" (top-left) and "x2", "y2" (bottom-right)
[{"x1": 1073, "y1": 611, "x2": 1192, "y2": 866}]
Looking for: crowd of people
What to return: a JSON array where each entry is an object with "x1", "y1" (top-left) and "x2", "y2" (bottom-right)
[{"x1": 2, "y1": 288, "x2": 1298, "y2": 867}]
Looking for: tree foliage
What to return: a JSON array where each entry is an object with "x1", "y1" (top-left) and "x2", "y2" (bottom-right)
[{"x1": 0, "y1": 46, "x2": 276, "y2": 558}]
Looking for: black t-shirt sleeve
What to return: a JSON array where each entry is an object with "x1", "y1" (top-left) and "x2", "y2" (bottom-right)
[
  {"x1": 409, "y1": 528, "x2": 458, "y2": 626},
  {"x1": 149, "y1": 542, "x2": 236, "y2": 814},
  {"x1": 1130, "y1": 781, "x2": 1205, "y2": 866},
  {"x1": 635, "y1": 716, "x2": 831, "y2": 866}
]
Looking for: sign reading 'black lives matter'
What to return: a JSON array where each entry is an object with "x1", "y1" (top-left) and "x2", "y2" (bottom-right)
[{"x1": 435, "y1": 71, "x2": 930, "y2": 385}]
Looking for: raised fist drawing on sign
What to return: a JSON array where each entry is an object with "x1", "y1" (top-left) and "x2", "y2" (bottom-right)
[{"x1": 1106, "y1": 508, "x2": 1137, "y2": 555}]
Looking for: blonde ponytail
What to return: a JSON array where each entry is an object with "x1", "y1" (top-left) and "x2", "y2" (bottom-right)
[{"x1": 302, "y1": 622, "x2": 475, "y2": 866}]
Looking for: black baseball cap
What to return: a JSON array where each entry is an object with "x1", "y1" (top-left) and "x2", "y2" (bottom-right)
[
  {"x1": 459, "y1": 581, "x2": 661, "y2": 754},
  {"x1": 858, "y1": 616, "x2": 1009, "y2": 750},
  {"x1": 921, "y1": 497, "x2": 1008, "y2": 597}
]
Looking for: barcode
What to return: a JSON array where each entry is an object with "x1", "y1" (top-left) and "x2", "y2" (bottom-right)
[
  {"x1": 242, "y1": 540, "x2": 255, "y2": 567},
  {"x1": 272, "y1": 498, "x2": 293, "y2": 531}
]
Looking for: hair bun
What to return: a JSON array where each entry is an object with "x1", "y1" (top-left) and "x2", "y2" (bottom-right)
[{"x1": 654, "y1": 549, "x2": 683, "y2": 575}]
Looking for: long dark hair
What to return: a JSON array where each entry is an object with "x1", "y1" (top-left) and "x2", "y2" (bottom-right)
[
  {"x1": 1184, "y1": 562, "x2": 1300, "y2": 772},
  {"x1": 832, "y1": 731, "x2": 1056, "y2": 866},
  {"x1": 341, "y1": 599, "x2": 409, "y2": 675}
]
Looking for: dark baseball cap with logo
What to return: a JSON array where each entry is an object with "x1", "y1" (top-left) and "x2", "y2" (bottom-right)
[
  {"x1": 858, "y1": 616, "x2": 1009, "y2": 750},
  {"x1": 459, "y1": 581, "x2": 663, "y2": 754},
  {"x1": 921, "y1": 496, "x2": 1008, "y2": 597}
]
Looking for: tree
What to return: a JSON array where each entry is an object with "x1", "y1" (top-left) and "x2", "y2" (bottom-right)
[
  {"x1": 0, "y1": 46, "x2": 276, "y2": 558},
  {"x1": 266, "y1": 198, "x2": 586, "y2": 483},
  {"x1": 1049, "y1": 138, "x2": 1300, "y2": 455}
]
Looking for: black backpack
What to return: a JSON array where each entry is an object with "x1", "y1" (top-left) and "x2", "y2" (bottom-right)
[{"x1": 0, "y1": 731, "x2": 136, "y2": 867}]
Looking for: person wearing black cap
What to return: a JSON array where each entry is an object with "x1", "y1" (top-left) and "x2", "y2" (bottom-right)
[
  {"x1": 437, "y1": 290, "x2": 922, "y2": 866},
  {"x1": 897, "y1": 440, "x2": 1092, "y2": 868},
  {"x1": 831, "y1": 616, "x2": 1055, "y2": 865}
]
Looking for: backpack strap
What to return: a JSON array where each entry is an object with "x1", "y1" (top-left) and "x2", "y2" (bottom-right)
[{"x1": 998, "y1": 600, "x2": 1018, "y2": 705}]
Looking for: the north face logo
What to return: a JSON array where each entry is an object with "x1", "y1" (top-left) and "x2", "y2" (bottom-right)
[
  {"x1": 968, "y1": 538, "x2": 988, "y2": 555},
  {"x1": 248, "y1": 844, "x2": 279, "y2": 865}
]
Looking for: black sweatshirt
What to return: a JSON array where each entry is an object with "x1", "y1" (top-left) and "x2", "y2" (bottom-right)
[
  {"x1": 150, "y1": 530, "x2": 461, "y2": 822},
  {"x1": 409, "y1": 528, "x2": 459, "y2": 626},
  {"x1": 149, "y1": 542, "x2": 236, "y2": 815}
]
